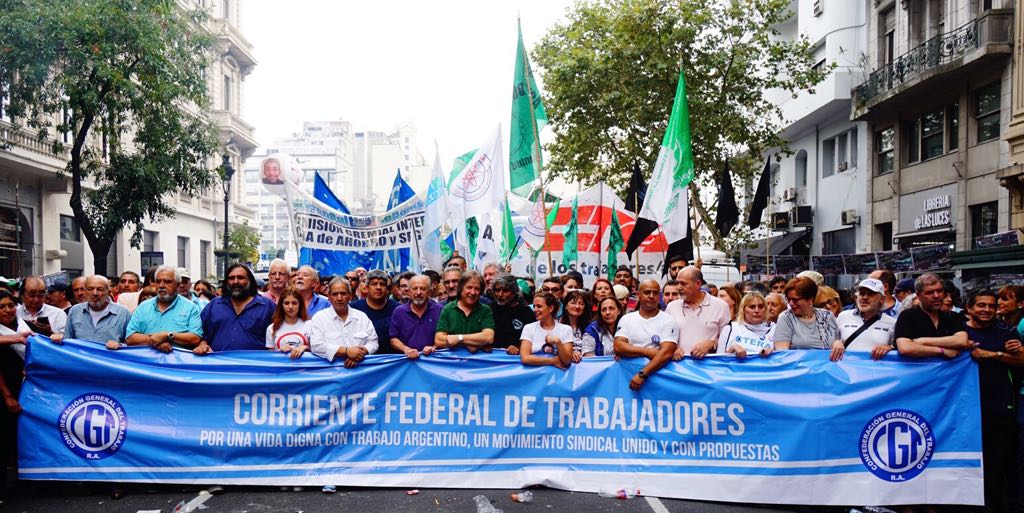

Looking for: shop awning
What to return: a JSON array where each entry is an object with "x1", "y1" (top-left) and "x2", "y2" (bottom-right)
[
  {"x1": 740, "y1": 229, "x2": 810, "y2": 259},
  {"x1": 950, "y1": 244, "x2": 1024, "y2": 270},
  {"x1": 892, "y1": 227, "x2": 955, "y2": 245}
]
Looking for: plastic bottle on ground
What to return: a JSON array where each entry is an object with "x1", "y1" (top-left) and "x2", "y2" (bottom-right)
[
  {"x1": 597, "y1": 487, "x2": 638, "y2": 499},
  {"x1": 473, "y1": 494, "x2": 505, "y2": 513},
  {"x1": 510, "y1": 490, "x2": 534, "y2": 503}
]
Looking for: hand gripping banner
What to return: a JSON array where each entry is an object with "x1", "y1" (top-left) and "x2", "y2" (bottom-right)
[{"x1": 18, "y1": 337, "x2": 982, "y2": 506}]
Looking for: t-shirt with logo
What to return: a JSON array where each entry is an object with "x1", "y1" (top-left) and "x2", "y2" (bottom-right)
[
  {"x1": 717, "y1": 321, "x2": 775, "y2": 354},
  {"x1": 265, "y1": 320, "x2": 310, "y2": 351},
  {"x1": 615, "y1": 311, "x2": 678, "y2": 349},
  {"x1": 520, "y1": 321, "x2": 575, "y2": 354}
]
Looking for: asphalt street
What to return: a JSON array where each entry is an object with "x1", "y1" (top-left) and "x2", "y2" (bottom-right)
[{"x1": 1, "y1": 484, "x2": 824, "y2": 513}]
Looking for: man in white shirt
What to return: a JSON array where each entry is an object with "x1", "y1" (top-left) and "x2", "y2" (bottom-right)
[
  {"x1": 836, "y1": 278, "x2": 896, "y2": 360},
  {"x1": 310, "y1": 277, "x2": 378, "y2": 368},
  {"x1": 664, "y1": 266, "x2": 730, "y2": 359},
  {"x1": 614, "y1": 280, "x2": 679, "y2": 391},
  {"x1": 17, "y1": 276, "x2": 67, "y2": 337}
]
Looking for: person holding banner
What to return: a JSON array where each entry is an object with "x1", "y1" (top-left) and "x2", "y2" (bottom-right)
[
  {"x1": 559, "y1": 290, "x2": 590, "y2": 362},
  {"x1": 125, "y1": 266, "x2": 203, "y2": 353},
  {"x1": 389, "y1": 275, "x2": 440, "y2": 359},
  {"x1": 198, "y1": 264, "x2": 275, "y2": 353},
  {"x1": 582, "y1": 297, "x2": 622, "y2": 357},
  {"x1": 894, "y1": 273, "x2": 969, "y2": 358},
  {"x1": 53, "y1": 276, "x2": 130, "y2": 351},
  {"x1": 835, "y1": 279, "x2": 896, "y2": 360},
  {"x1": 434, "y1": 271, "x2": 494, "y2": 353},
  {"x1": 351, "y1": 270, "x2": 399, "y2": 354},
  {"x1": 265, "y1": 289, "x2": 310, "y2": 359},
  {"x1": 665, "y1": 266, "x2": 730, "y2": 359},
  {"x1": 773, "y1": 277, "x2": 843, "y2": 362},
  {"x1": 721, "y1": 292, "x2": 774, "y2": 359},
  {"x1": 614, "y1": 280, "x2": 679, "y2": 391},
  {"x1": 309, "y1": 278, "x2": 377, "y2": 367},
  {"x1": 520, "y1": 293, "x2": 574, "y2": 369}
]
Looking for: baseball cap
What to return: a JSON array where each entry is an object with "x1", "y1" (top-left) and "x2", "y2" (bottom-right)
[
  {"x1": 855, "y1": 278, "x2": 885, "y2": 295},
  {"x1": 894, "y1": 278, "x2": 915, "y2": 293},
  {"x1": 613, "y1": 284, "x2": 630, "y2": 300},
  {"x1": 796, "y1": 270, "x2": 824, "y2": 286},
  {"x1": 46, "y1": 281, "x2": 69, "y2": 293},
  {"x1": 176, "y1": 267, "x2": 191, "y2": 280}
]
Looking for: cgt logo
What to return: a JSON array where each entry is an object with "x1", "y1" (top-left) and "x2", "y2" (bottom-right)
[
  {"x1": 860, "y1": 409, "x2": 934, "y2": 482},
  {"x1": 58, "y1": 393, "x2": 127, "y2": 460}
]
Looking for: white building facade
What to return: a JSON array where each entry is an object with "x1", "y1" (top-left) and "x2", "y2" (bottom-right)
[{"x1": 0, "y1": 0, "x2": 259, "y2": 282}]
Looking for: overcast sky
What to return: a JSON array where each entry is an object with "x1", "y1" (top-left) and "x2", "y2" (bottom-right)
[{"x1": 243, "y1": 0, "x2": 574, "y2": 169}]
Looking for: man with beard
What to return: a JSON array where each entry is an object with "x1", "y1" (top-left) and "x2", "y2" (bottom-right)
[
  {"x1": 389, "y1": 275, "x2": 441, "y2": 359},
  {"x1": 836, "y1": 278, "x2": 896, "y2": 360},
  {"x1": 294, "y1": 265, "x2": 331, "y2": 317},
  {"x1": 489, "y1": 274, "x2": 534, "y2": 354},
  {"x1": 351, "y1": 270, "x2": 400, "y2": 354},
  {"x1": 197, "y1": 263, "x2": 275, "y2": 353},
  {"x1": 392, "y1": 271, "x2": 414, "y2": 304},
  {"x1": 963, "y1": 290, "x2": 1024, "y2": 511},
  {"x1": 17, "y1": 276, "x2": 67, "y2": 337},
  {"x1": 125, "y1": 265, "x2": 203, "y2": 353},
  {"x1": 261, "y1": 259, "x2": 290, "y2": 304},
  {"x1": 53, "y1": 276, "x2": 130, "y2": 350}
]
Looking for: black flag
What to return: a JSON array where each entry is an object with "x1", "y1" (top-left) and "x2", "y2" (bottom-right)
[
  {"x1": 623, "y1": 162, "x2": 646, "y2": 214},
  {"x1": 662, "y1": 231, "x2": 694, "y2": 276},
  {"x1": 747, "y1": 157, "x2": 771, "y2": 229},
  {"x1": 715, "y1": 160, "x2": 739, "y2": 237}
]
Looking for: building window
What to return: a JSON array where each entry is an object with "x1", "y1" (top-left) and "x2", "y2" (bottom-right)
[
  {"x1": 880, "y1": 8, "x2": 895, "y2": 67},
  {"x1": 875, "y1": 222, "x2": 893, "y2": 251},
  {"x1": 970, "y1": 201, "x2": 999, "y2": 247},
  {"x1": 849, "y1": 129, "x2": 858, "y2": 167},
  {"x1": 876, "y1": 127, "x2": 894, "y2": 175},
  {"x1": 974, "y1": 82, "x2": 1000, "y2": 143},
  {"x1": 143, "y1": 230, "x2": 157, "y2": 252},
  {"x1": 223, "y1": 74, "x2": 232, "y2": 112},
  {"x1": 905, "y1": 105, "x2": 958, "y2": 164},
  {"x1": 222, "y1": 0, "x2": 231, "y2": 19},
  {"x1": 920, "y1": 108, "x2": 944, "y2": 160},
  {"x1": 949, "y1": 102, "x2": 959, "y2": 151},
  {"x1": 823, "y1": 228, "x2": 856, "y2": 255},
  {"x1": 904, "y1": 119, "x2": 920, "y2": 163},
  {"x1": 795, "y1": 150, "x2": 807, "y2": 188},
  {"x1": 822, "y1": 139, "x2": 835, "y2": 177},
  {"x1": 177, "y1": 236, "x2": 189, "y2": 268},
  {"x1": 200, "y1": 240, "x2": 210, "y2": 279},
  {"x1": 59, "y1": 215, "x2": 80, "y2": 242}
]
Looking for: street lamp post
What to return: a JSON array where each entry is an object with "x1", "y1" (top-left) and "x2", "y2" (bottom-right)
[{"x1": 221, "y1": 153, "x2": 235, "y2": 280}]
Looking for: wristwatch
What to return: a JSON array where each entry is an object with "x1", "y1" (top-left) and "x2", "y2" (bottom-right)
[
  {"x1": 637, "y1": 369, "x2": 648, "y2": 380},
  {"x1": 995, "y1": 351, "x2": 1004, "y2": 359},
  {"x1": 167, "y1": 332, "x2": 175, "y2": 344},
  {"x1": 458, "y1": 334, "x2": 464, "y2": 344}
]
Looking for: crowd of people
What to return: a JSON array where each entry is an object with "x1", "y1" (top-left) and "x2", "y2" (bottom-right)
[{"x1": 0, "y1": 254, "x2": 1022, "y2": 509}]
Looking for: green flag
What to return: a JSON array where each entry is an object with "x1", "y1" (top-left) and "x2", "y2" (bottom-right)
[
  {"x1": 635, "y1": 66, "x2": 695, "y2": 245},
  {"x1": 509, "y1": 19, "x2": 548, "y2": 199},
  {"x1": 562, "y1": 196, "x2": 578, "y2": 269},
  {"x1": 545, "y1": 198, "x2": 560, "y2": 229},
  {"x1": 607, "y1": 211, "x2": 624, "y2": 280},
  {"x1": 466, "y1": 217, "x2": 479, "y2": 263},
  {"x1": 500, "y1": 199, "x2": 517, "y2": 264}
]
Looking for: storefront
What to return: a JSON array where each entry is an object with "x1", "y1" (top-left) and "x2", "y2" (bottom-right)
[{"x1": 894, "y1": 184, "x2": 958, "y2": 251}]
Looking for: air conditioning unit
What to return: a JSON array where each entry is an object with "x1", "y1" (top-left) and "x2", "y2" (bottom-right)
[
  {"x1": 841, "y1": 209, "x2": 860, "y2": 225},
  {"x1": 838, "y1": 161, "x2": 848, "y2": 172},
  {"x1": 782, "y1": 187, "x2": 798, "y2": 201},
  {"x1": 813, "y1": 0, "x2": 823, "y2": 16},
  {"x1": 793, "y1": 205, "x2": 814, "y2": 226}
]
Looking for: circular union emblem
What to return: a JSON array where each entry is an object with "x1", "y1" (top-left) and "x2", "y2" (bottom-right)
[
  {"x1": 512, "y1": 319, "x2": 524, "y2": 330},
  {"x1": 58, "y1": 393, "x2": 127, "y2": 460},
  {"x1": 453, "y1": 155, "x2": 493, "y2": 202},
  {"x1": 651, "y1": 335, "x2": 661, "y2": 346},
  {"x1": 859, "y1": 409, "x2": 934, "y2": 482}
]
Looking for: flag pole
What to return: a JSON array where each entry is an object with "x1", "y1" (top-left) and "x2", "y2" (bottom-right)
[
  {"x1": 520, "y1": 20, "x2": 553, "y2": 277},
  {"x1": 633, "y1": 186, "x2": 641, "y2": 275},
  {"x1": 692, "y1": 193, "x2": 701, "y2": 263},
  {"x1": 598, "y1": 182, "x2": 605, "y2": 273},
  {"x1": 766, "y1": 192, "x2": 771, "y2": 276}
]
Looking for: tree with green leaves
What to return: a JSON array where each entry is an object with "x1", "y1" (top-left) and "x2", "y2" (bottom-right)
[
  {"x1": 226, "y1": 221, "x2": 261, "y2": 267},
  {"x1": 0, "y1": 0, "x2": 221, "y2": 274},
  {"x1": 534, "y1": 0, "x2": 831, "y2": 252}
]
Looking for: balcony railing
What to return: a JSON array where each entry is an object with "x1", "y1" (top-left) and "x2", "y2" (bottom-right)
[{"x1": 855, "y1": 18, "x2": 980, "y2": 104}]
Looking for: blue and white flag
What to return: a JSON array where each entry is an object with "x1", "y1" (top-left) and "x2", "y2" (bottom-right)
[
  {"x1": 382, "y1": 169, "x2": 418, "y2": 272},
  {"x1": 20, "y1": 337, "x2": 982, "y2": 506},
  {"x1": 421, "y1": 148, "x2": 449, "y2": 271}
]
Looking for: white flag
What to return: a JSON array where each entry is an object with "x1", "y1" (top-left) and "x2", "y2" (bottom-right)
[
  {"x1": 520, "y1": 193, "x2": 547, "y2": 251},
  {"x1": 449, "y1": 125, "x2": 506, "y2": 221},
  {"x1": 420, "y1": 146, "x2": 448, "y2": 270}
]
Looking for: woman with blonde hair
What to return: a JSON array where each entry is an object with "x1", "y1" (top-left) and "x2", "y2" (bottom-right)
[
  {"x1": 815, "y1": 285, "x2": 842, "y2": 317},
  {"x1": 719, "y1": 292, "x2": 775, "y2": 359}
]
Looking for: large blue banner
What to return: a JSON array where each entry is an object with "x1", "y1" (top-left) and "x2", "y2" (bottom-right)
[{"x1": 18, "y1": 337, "x2": 982, "y2": 506}]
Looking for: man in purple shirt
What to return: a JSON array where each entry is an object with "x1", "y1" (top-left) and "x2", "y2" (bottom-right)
[
  {"x1": 389, "y1": 275, "x2": 440, "y2": 359},
  {"x1": 197, "y1": 264, "x2": 275, "y2": 353}
]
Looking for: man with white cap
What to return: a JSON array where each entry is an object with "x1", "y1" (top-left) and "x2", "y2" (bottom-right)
[
  {"x1": 835, "y1": 278, "x2": 897, "y2": 360},
  {"x1": 176, "y1": 267, "x2": 197, "y2": 302}
]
